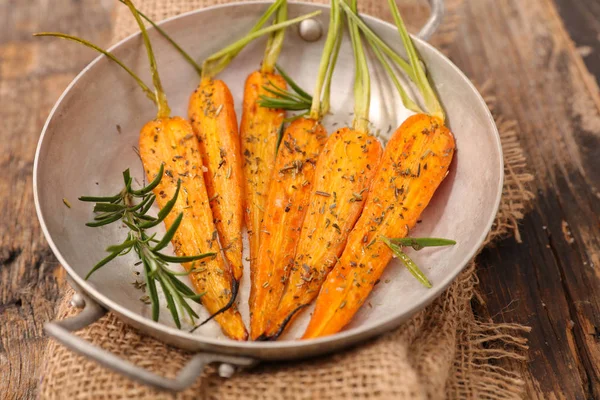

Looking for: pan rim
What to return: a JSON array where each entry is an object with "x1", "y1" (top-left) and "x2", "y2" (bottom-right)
[{"x1": 33, "y1": 1, "x2": 503, "y2": 355}]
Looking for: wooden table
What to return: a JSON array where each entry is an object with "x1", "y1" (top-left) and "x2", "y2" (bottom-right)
[{"x1": 1, "y1": 0, "x2": 599, "y2": 398}]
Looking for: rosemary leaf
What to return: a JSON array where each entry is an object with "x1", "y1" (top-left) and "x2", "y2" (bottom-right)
[
  {"x1": 85, "y1": 213, "x2": 123, "y2": 227},
  {"x1": 152, "y1": 212, "x2": 183, "y2": 251},
  {"x1": 380, "y1": 236, "x2": 432, "y2": 288},
  {"x1": 386, "y1": 237, "x2": 456, "y2": 251},
  {"x1": 85, "y1": 249, "x2": 122, "y2": 280},
  {"x1": 276, "y1": 64, "x2": 312, "y2": 99},
  {"x1": 156, "y1": 252, "x2": 216, "y2": 263},
  {"x1": 132, "y1": 163, "x2": 164, "y2": 195}
]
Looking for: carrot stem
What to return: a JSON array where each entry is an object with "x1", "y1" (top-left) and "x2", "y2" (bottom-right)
[
  {"x1": 123, "y1": 0, "x2": 170, "y2": 119},
  {"x1": 118, "y1": 0, "x2": 203, "y2": 76},
  {"x1": 386, "y1": 0, "x2": 444, "y2": 121},
  {"x1": 366, "y1": 35, "x2": 422, "y2": 114},
  {"x1": 309, "y1": 0, "x2": 342, "y2": 120},
  {"x1": 347, "y1": 0, "x2": 370, "y2": 133},
  {"x1": 320, "y1": 20, "x2": 343, "y2": 116},
  {"x1": 33, "y1": 32, "x2": 157, "y2": 105},
  {"x1": 339, "y1": 1, "x2": 414, "y2": 81},
  {"x1": 202, "y1": 10, "x2": 321, "y2": 80},
  {"x1": 262, "y1": 0, "x2": 288, "y2": 73}
]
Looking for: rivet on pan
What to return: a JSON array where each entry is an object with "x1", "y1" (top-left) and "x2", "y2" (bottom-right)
[
  {"x1": 298, "y1": 19, "x2": 323, "y2": 42},
  {"x1": 218, "y1": 363, "x2": 236, "y2": 378},
  {"x1": 70, "y1": 293, "x2": 86, "y2": 309}
]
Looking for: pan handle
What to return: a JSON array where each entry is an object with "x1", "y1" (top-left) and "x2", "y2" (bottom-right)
[
  {"x1": 45, "y1": 286, "x2": 256, "y2": 392},
  {"x1": 418, "y1": 0, "x2": 445, "y2": 41}
]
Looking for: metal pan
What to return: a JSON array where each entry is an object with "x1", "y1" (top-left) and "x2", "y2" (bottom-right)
[{"x1": 34, "y1": 0, "x2": 503, "y2": 391}]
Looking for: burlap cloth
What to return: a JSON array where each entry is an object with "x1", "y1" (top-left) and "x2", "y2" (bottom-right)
[{"x1": 39, "y1": 1, "x2": 535, "y2": 398}]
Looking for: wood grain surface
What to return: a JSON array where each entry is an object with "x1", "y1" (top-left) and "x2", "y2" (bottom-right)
[
  {"x1": 0, "y1": 0, "x2": 112, "y2": 398},
  {"x1": 0, "y1": 0, "x2": 599, "y2": 399}
]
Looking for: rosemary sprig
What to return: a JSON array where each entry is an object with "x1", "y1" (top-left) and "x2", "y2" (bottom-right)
[
  {"x1": 259, "y1": 0, "x2": 343, "y2": 119},
  {"x1": 380, "y1": 236, "x2": 456, "y2": 288},
  {"x1": 81, "y1": 165, "x2": 215, "y2": 328},
  {"x1": 258, "y1": 65, "x2": 313, "y2": 113}
]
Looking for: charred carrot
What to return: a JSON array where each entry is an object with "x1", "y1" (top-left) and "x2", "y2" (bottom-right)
[
  {"x1": 263, "y1": 0, "x2": 383, "y2": 338},
  {"x1": 303, "y1": 0, "x2": 456, "y2": 338},
  {"x1": 250, "y1": 0, "x2": 343, "y2": 340},
  {"x1": 37, "y1": 0, "x2": 247, "y2": 339}
]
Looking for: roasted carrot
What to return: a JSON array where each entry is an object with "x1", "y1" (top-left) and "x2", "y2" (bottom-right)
[
  {"x1": 249, "y1": 117, "x2": 327, "y2": 338},
  {"x1": 189, "y1": 78, "x2": 244, "y2": 282},
  {"x1": 128, "y1": 1, "x2": 319, "y2": 291},
  {"x1": 240, "y1": 71, "x2": 286, "y2": 281},
  {"x1": 185, "y1": 2, "x2": 320, "y2": 288},
  {"x1": 240, "y1": 1, "x2": 288, "y2": 292},
  {"x1": 140, "y1": 117, "x2": 247, "y2": 339},
  {"x1": 303, "y1": 114, "x2": 455, "y2": 338},
  {"x1": 303, "y1": 0, "x2": 456, "y2": 338},
  {"x1": 264, "y1": 128, "x2": 382, "y2": 338},
  {"x1": 262, "y1": 0, "x2": 383, "y2": 338},
  {"x1": 37, "y1": 0, "x2": 247, "y2": 339},
  {"x1": 250, "y1": 0, "x2": 343, "y2": 340}
]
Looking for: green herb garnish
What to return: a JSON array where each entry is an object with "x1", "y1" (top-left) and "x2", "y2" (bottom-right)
[
  {"x1": 81, "y1": 165, "x2": 214, "y2": 328},
  {"x1": 380, "y1": 236, "x2": 456, "y2": 288}
]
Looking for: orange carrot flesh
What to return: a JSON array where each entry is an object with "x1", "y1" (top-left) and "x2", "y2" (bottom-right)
[
  {"x1": 240, "y1": 71, "x2": 286, "y2": 282},
  {"x1": 249, "y1": 117, "x2": 327, "y2": 339},
  {"x1": 303, "y1": 114, "x2": 455, "y2": 339},
  {"x1": 188, "y1": 78, "x2": 244, "y2": 283},
  {"x1": 264, "y1": 127, "x2": 382, "y2": 338},
  {"x1": 139, "y1": 116, "x2": 248, "y2": 340}
]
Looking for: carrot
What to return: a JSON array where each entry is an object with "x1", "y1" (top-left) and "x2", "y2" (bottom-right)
[
  {"x1": 188, "y1": 78, "x2": 244, "y2": 282},
  {"x1": 262, "y1": 0, "x2": 382, "y2": 338},
  {"x1": 264, "y1": 128, "x2": 382, "y2": 338},
  {"x1": 184, "y1": 1, "x2": 320, "y2": 288},
  {"x1": 303, "y1": 0, "x2": 457, "y2": 338},
  {"x1": 250, "y1": 0, "x2": 343, "y2": 340},
  {"x1": 240, "y1": 1, "x2": 288, "y2": 289},
  {"x1": 139, "y1": 117, "x2": 247, "y2": 339},
  {"x1": 240, "y1": 71, "x2": 286, "y2": 281},
  {"x1": 249, "y1": 117, "x2": 328, "y2": 339},
  {"x1": 303, "y1": 114, "x2": 455, "y2": 338},
  {"x1": 114, "y1": 2, "x2": 321, "y2": 339},
  {"x1": 37, "y1": 0, "x2": 248, "y2": 339}
]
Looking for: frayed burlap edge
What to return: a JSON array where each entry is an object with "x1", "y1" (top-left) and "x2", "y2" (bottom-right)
[{"x1": 39, "y1": 1, "x2": 533, "y2": 399}]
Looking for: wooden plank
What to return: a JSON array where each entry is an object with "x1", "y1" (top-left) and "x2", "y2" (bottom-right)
[
  {"x1": 0, "y1": 1, "x2": 112, "y2": 398},
  {"x1": 448, "y1": 0, "x2": 600, "y2": 398},
  {"x1": 552, "y1": 0, "x2": 600, "y2": 81}
]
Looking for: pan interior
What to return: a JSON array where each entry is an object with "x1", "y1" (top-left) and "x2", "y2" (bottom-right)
[{"x1": 35, "y1": 2, "x2": 502, "y2": 353}]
